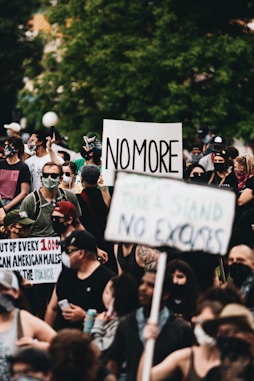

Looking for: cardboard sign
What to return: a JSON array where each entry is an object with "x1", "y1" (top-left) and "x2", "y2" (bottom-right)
[
  {"x1": 105, "y1": 172, "x2": 236, "y2": 255},
  {"x1": 0, "y1": 237, "x2": 62, "y2": 284},
  {"x1": 101, "y1": 119, "x2": 182, "y2": 186}
]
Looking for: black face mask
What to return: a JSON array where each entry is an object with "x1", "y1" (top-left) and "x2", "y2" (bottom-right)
[
  {"x1": 228, "y1": 263, "x2": 253, "y2": 287},
  {"x1": 80, "y1": 147, "x2": 91, "y2": 160},
  {"x1": 169, "y1": 283, "x2": 188, "y2": 299},
  {"x1": 52, "y1": 220, "x2": 68, "y2": 235},
  {"x1": 190, "y1": 173, "x2": 206, "y2": 183},
  {"x1": 217, "y1": 336, "x2": 252, "y2": 361},
  {"x1": 214, "y1": 163, "x2": 227, "y2": 172},
  {"x1": 0, "y1": 294, "x2": 16, "y2": 313}
]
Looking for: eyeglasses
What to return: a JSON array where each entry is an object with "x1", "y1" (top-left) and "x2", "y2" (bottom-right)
[
  {"x1": 65, "y1": 247, "x2": 80, "y2": 255},
  {"x1": 63, "y1": 172, "x2": 71, "y2": 177},
  {"x1": 42, "y1": 173, "x2": 60, "y2": 179}
]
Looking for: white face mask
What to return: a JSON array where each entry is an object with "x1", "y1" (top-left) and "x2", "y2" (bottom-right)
[
  {"x1": 62, "y1": 174, "x2": 72, "y2": 184},
  {"x1": 194, "y1": 325, "x2": 215, "y2": 346},
  {"x1": 61, "y1": 252, "x2": 71, "y2": 268}
]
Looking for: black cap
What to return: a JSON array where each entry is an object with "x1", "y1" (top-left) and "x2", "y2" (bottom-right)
[
  {"x1": 210, "y1": 135, "x2": 226, "y2": 147},
  {"x1": 197, "y1": 125, "x2": 210, "y2": 137},
  {"x1": 7, "y1": 347, "x2": 52, "y2": 373},
  {"x1": 62, "y1": 230, "x2": 97, "y2": 253}
]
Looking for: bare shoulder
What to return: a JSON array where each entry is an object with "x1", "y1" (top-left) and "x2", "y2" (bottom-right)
[
  {"x1": 20, "y1": 309, "x2": 56, "y2": 336},
  {"x1": 170, "y1": 346, "x2": 193, "y2": 361}
]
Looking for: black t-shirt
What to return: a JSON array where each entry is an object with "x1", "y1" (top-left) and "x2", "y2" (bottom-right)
[{"x1": 54, "y1": 265, "x2": 115, "y2": 330}]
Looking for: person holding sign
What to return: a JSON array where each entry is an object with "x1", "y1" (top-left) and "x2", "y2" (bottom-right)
[
  {"x1": 106, "y1": 269, "x2": 194, "y2": 381},
  {"x1": 0, "y1": 269, "x2": 56, "y2": 381},
  {"x1": 137, "y1": 300, "x2": 222, "y2": 381}
]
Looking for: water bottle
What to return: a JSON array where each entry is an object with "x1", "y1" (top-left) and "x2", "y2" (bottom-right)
[{"x1": 83, "y1": 309, "x2": 97, "y2": 333}]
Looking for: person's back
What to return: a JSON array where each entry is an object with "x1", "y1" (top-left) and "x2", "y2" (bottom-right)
[{"x1": 77, "y1": 164, "x2": 116, "y2": 272}]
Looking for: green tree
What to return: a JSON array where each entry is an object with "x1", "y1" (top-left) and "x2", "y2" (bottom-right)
[
  {"x1": 19, "y1": 0, "x2": 254, "y2": 150},
  {"x1": 0, "y1": 0, "x2": 43, "y2": 133}
]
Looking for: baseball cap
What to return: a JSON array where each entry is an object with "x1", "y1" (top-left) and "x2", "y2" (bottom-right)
[
  {"x1": 7, "y1": 347, "x2": 52, "y2": 373},
  {"x1": 210, "y1": 135, "x2": 226, "y2": 147},
  {"x1": 4, "y1": 210, "x2": 35, "y2": 228},
  {"x1": 0, "y1": 270, "x2": 19, "y2": 290},
  {"x1": 197, "y1": 126, "x2": 210, "y2": 137},
  {"x1": 3, "y1": 122, "x2": 21, "y2": 133},
  {"x1": 203, "y1": 303, "x2": 254, "y2": 337},
  {"x1": 81, "y1": 164, "x2": 100, "y2": 184},
  {"x1": 53, "y1": 201, "x2": 77, "y2": 219},
  {"x1": 62, "y1": 230, "x2": 97, "y2": 253}
]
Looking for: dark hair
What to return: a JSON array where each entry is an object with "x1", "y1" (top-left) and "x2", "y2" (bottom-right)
[
  {"x1": 194, "y1": 299, "x2": 223, "y2": 317},
  {"x1": 62, "y1": 161, "x2": 78, "y2": 175},
  {"x1": 5, "y1": 136, "x2": 24, "y2": 159},
  {"x1": 166, "y1": 259, "x2": 199, "y2": 286},
  {"x1": 33, "y1": 129, "x2": 49, "y2": 148},
  {"x1": 111, "y1": 273, "x2": 139, "y2": 317},
  {"x1": 166, "y1": 259, "x2": 200, "y2": 319},
  {"x1": 8, "y1": 347, "x2": 52, "y2": 375},
  {"x1": 58, "y1": 150, "x2": 71, "y2": 162},
  {"x1": 42, "y1": 161, "x2": 63, "y2": 177},
  {"x1": 49, "y1": 329, "x2": 99, "y2": 381},
  {"x1": 184, "y1": 163, "x2": 206, "y2": 179},
  {"x1": 225, "y1": 145, "x2": 239, "y2": 160},
  {"x1": 199, "y1": 285, "x2": 245, "y2": 307}
]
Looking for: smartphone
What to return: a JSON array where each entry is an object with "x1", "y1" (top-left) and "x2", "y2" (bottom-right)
[{"x1": 58, "y1": 299, "x2": 71, "y2": 310}]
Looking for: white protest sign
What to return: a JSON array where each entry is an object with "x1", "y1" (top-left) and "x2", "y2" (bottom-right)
[
  {"x1": 105, "y1": 172, "x2": 236, "y2": 255},
  {"x1": 0, "y1": 237, "x2": 62, "y2": 284},
  {"x1": 101, "y1": 119, "x2": 182, "y2": 186}
]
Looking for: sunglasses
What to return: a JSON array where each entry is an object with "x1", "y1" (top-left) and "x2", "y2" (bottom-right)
[
  {"x1": 42, "y1": 173, "x2": 60, "y2": 179},
  {"x1": 63, "y1": 172, "x2": 71, "y2": 177}
]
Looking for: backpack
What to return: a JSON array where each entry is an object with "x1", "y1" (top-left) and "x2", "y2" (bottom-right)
[{"x1": 32, "y1": 188, "x2": 67, "y2": 222}]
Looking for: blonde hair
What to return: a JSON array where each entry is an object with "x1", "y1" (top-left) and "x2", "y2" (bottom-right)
[{"x1": 234, "y1": 154, "x2": 254, "y2": 175}]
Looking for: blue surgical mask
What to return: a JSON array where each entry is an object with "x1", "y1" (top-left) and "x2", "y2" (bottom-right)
[
  {"x1": 61, "y1": 252, "x2": 71, "y2": 268},
  {"x1": 191, "y1": 153, "x2": 203, "y2": 163},
  {"x1": 41, "y1": 177, "x2": 60, "y2": 191}
]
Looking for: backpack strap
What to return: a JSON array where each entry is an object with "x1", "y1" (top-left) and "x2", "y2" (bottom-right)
[
  {"x1": 58, "y1": 188, "x2": 66, "y2": 200},
  {"x1": 33, "y1": 190, "x2": 41, "y2": 221}
]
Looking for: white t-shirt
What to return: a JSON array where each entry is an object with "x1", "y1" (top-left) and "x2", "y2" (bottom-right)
[{"x1": 26, "y1": 154, "x2": 64, "y2": 191}]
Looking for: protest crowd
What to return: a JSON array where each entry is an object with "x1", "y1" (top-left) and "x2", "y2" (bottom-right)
[{"x1": 0, "y1": 121, "x2": 254, "y2": 381}]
